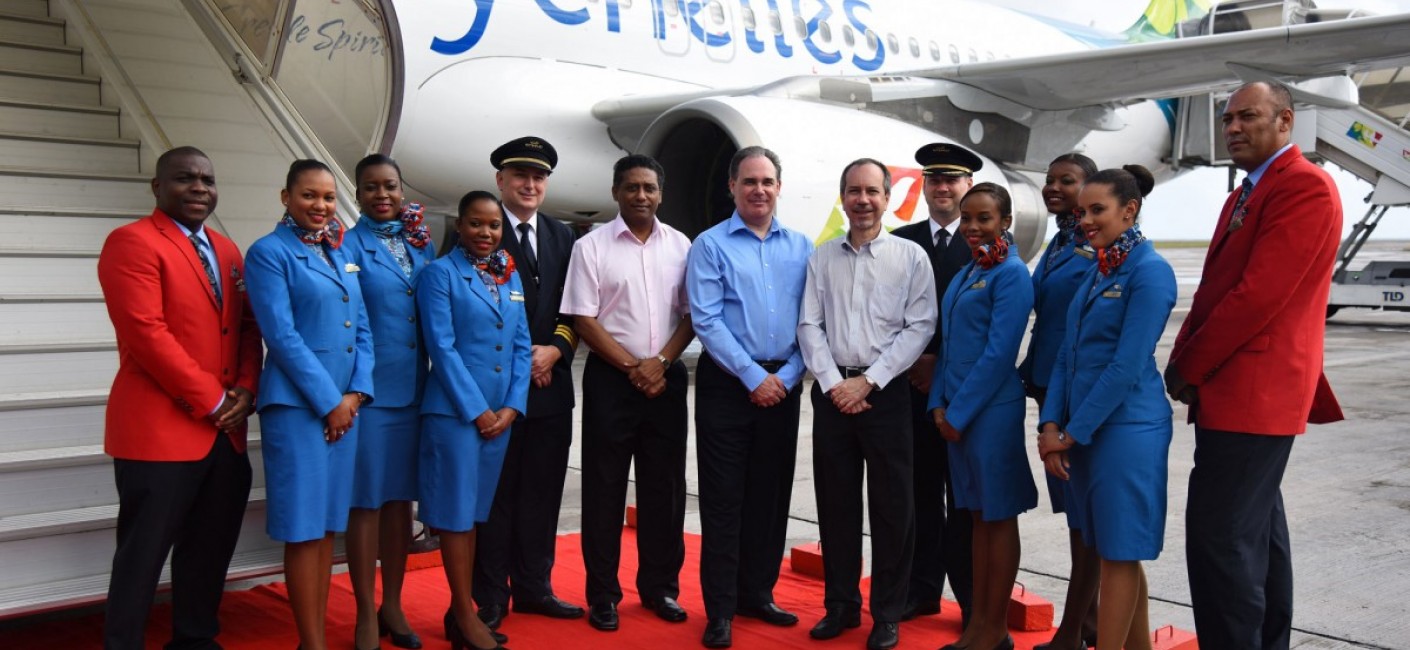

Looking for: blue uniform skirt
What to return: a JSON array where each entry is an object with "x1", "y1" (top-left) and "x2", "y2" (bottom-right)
[
  {"x1": 351, "y1": 405, "x2": 419, "y2": 508},
  {"x1": 947, "y1": 397, "x2": 1038, "y2": 522},
  {"x1": 260, "y1": 405, "x2": 357, "y2": 542},
  {"x1": 1068, "y1": 419, "x2": 1172, "y2": 561},
  {"x1": 418, "y1": 413, "x2": 512, "y2": 533},
  {"x1": 1045, "y1": 474, "x2": 1086, "y2": 530}
]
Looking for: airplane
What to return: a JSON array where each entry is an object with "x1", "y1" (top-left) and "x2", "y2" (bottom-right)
[{"x1": 373, "y1": 0, "x2": 1410, "y2": 260}]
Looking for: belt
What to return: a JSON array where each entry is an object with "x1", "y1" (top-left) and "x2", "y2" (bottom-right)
[
  {"x1": 755, "y1": 359, "x2": 787, "y2": 373},
  {"x1": 838, "y1": 365, "x2": 870, "y2": 378}
]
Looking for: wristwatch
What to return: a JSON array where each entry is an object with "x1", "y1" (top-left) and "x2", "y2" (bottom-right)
[
  {"x1": 863, "y1": 375, "x2": 879, "y2": 390},
  {"x1": 1056, "y1": 430, "x2": 1068, "y2": 444},
  {"x1": 656, "y1": 354, "x2": 671, "y2": 367}
]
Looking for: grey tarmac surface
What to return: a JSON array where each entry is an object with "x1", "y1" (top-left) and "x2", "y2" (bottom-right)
[{"x1": 556, "y1": 240, "x2": 1410, "y2": 649}]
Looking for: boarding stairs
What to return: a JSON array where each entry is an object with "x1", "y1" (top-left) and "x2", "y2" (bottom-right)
[{"x1": 0, "y1": 0, "x2": 285, "y2": 618}]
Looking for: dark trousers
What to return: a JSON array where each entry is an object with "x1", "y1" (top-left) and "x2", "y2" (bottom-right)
[
  {"x1": 474, "y1": 409, "x2": 574, "y2": 607},
  {"x1": 580, "y1": 354, "x2": 688, "y2": 606},
  {"x1": 696, "y1": 353, "x2": 801, "y2": 620},
  {"x1": 104, "y1": 433, "x2": 252, "y2": 650},
  {"x1": 811, "y1": 379, "x2": 915, "y2": 624},
  {"x1": 907, "y1": 385, "x2": 973, "y2": 619},
  {"x1": 1186, "y1": 427, "x2": 1296, "y2": 650}
]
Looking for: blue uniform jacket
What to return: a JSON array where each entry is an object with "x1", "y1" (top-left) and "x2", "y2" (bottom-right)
[
  {"x1": 417, "y1": 252, "x2": 532, "y2": 425},
  {"x1": 1039, "y1": 240, "x2": 1177, "y2": 445},
  {"x1": 245, "y1": 225, "x2": 375, "y2": 416},
  {"x1": 928, "y1": 254, "x2": 1034, "y2": 432},
  {"x1": 1020, "y1": 234, "x2": 1096, "y2": 389},
  {"x1": 342, "y1": 224, "x2": 436, "y2": 408}
]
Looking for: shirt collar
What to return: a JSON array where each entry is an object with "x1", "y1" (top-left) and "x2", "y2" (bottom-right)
[
  {"x1": 504, "y1": 206, "x2": 538, "y2": 233},
  {"x1": 608, "y1": 213, "x2": 658, "y2": 244},
  {"x1": 1247, "y1": 143, "x2": 1295, "y2": 188},
  {"x1": 929, "y1": 217, "x2": 958, "y2": 240},
  {"x1": 164, "y1": 211, "x2": 207, "y2": 243},
  {"x1": 842, "y1": 227, "x2": 889, "y2": 257},
  {"x1": 726, "y1": 211, "x2": 779, "y2": 238}
]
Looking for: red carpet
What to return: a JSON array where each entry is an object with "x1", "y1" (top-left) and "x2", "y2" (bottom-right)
[{"x1": 9, "y1": 531, "x2": 1073, "y2": 649}]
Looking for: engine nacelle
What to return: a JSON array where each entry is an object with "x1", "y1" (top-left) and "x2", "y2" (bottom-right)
[{"x1": 636, "y1": 96, "x2": 1046, "y2": 259}]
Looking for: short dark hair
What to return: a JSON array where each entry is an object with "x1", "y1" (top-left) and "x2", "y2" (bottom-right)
[
  {"x1": 613, "y1": 154, "x2": 665, "y2": 189},
  {"x1": 355, "y1": 153, "x2": 402, "y2": 185},
  {"x1": 838, "y1": 158, "x2": 891, "y2": 197},
  {"x1": 285, "y1": 159, "x2": 333, "y2": 192},
  {"x1": 458, "y1": 190, "x2": 500, "y2": 218},
  {"x1": 1048, "y1": 152, "x2": 1098, "y2": 179},
  {"x1": 1085, "y1": 164, "x2": 1156, "y2": 220},
  {"x1": 961, "y1": 182, "x2": 1012, "y2": 217},
  {"x1": 729, "y1": 146, "x2": 782, "y2": 182},
  {"x1": 156, "y1": 146, "x2": 209, "y2": 177}
]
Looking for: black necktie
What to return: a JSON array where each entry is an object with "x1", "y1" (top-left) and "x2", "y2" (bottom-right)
[
  {"x1": 935, "y1": 228, "x2": 948, "y2": 252},
  {"x1": 517, "y1": 222, "x2": 539, "y2": 281},
  {"x1": 189, "y1": 234, "x2": 221, "y2": 304},
  {"x1": 1232, "y1": 178, "x2": 1253, "y2": 214}
]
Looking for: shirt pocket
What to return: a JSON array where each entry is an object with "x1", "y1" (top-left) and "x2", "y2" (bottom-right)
[{"x1": 868, "y1": 284, "x2": 905, "y2": 331}]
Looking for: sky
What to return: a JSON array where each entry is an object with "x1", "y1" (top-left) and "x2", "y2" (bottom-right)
[{"x1": 990, "y1": 0, "x2": 1410, "y2": 241}]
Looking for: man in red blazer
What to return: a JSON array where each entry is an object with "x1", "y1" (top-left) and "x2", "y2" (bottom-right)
[
  {"x1": 97, "y1": 146, "x2": 263, "y2": 650},
  {"x1": 1166, "y1": 81, "x2": 1344, "y2": 650}
]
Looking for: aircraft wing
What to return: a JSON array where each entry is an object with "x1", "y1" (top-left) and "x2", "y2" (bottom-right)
[{"x1": 913, "y1": 12, "x2": 1410, "y2": 110}]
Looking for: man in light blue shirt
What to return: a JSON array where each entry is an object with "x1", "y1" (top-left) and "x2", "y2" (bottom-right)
[{"x1": 686, "y1": 146, "x2": 813, "y2": 649}]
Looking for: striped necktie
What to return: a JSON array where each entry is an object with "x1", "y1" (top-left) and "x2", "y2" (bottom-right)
[{"x1": 189, "y1": 233, "x2": 222, "y2": 304}]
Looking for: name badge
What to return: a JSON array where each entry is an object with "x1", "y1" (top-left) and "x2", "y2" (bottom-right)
[
  {"x1": 1102, "y1": 290, "x2": 1123, "y2": 298},
  {"x1": 344, "y1": 262, "x2": 361, "y2": 273},
  {"x1": 509, "y1": 290, "x2": 525, "y2": 302},
  {"x1": 1073, "y1": 247, "x2": 1094, "y2": 260},
  {"x1": 969, "y1": 279, "x2": 986, "y2": 290}
]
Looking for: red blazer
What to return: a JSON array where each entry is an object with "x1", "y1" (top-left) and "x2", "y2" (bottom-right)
[
  {"x1": 98, "y1": 210, "x2": 263, "y2": 460},
  {"x1": 1170, "y1": 146, "x2": 1343, "y2": 435}
]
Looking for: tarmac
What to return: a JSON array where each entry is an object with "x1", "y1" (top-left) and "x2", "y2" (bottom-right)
[{"x1": 553, "y1": 240, "x2": 1410, "y2": 650}]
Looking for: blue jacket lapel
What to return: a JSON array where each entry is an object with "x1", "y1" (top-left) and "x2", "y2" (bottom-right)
[{"x1": 451, "y1": 252, "x2": 501, "y2": 315}]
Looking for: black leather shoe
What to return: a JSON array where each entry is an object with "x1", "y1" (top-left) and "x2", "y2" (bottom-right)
[
  {"x1": 808, "y1": 609, "x2": 861, "y2": 640},
  {"x1": 513, "y1": 594, "x2": 585, "y2": 619},
  {"x1": 995, "y1": 635, "x2": 1015, "y2": 650},
  {"x1": 701, "y1": 618, "x2": 732, "y2": 648},
  {"x1": 379, "y1": 608, "x2": 423, "y2": 649},
  {"x1": 866, "y1": 622, "x2": 899, "y2": 650},
  {"x1": 899, "y1": 599, "x2": 941, "y2": 621},
  {"x1": 587, "y1": 603, "x2": 619, "y2": 631},
  {"x1": 477, "y1": 604, "x2": 506, "y2": 630},
  {"x1": 736, "y1": 602, "x2": 798, "y2": 626},
  {"x1": 643, "y1": 596, "x2": 688, "y2": 623}
]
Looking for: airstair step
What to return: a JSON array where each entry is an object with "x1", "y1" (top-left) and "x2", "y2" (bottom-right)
[
  {"x1": 0, "y1": 131, "x2": 140, "y2": 174},
  {"x1": 0, "y1": 208, "x2": 136, "y2": 254},
  {"x1": 0, "y1": 68, "x2": 100, "y2": 105},
  {"x1": 0, "y1": 168, "x2": 149, "y2": 212},
  {"x1": 0, "y1": 400, "x2": 106, "y2": 453},
  {"x1": 6, "y1": 0, "x2": 50, "y2": 19},
  {"x1": 0, "y1": 99, "x2": 120, "y2": 139},
  {"x1": 0, "y1": 38, "x2": 81, "y2": 75},
  {"x1": 0, "y1": 349, "x2": 117, "y2": 395},
  {"x1": 0, "y1": 255, "x2": 100, "y2": 298},
  {"x1": 0, "y1": 11, "x2": 65, "y2": 48},
  {"x1": 0, "y1": 298, "x2": 115, "y2": 348}
]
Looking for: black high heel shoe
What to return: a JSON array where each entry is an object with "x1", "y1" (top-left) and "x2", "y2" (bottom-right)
[
  {"x1": 443, "y1": 609, "x2": 508, "y2": 650},
  {"x1": 378, "y1": 608, "x2": 423, "y2": 649}
]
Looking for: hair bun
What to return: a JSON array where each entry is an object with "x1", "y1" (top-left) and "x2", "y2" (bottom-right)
[{"x1": 1122, "y1": 164, "x2": 1155, "y2": 197}]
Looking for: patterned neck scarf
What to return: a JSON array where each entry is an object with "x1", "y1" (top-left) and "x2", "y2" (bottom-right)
[
  {"x1": 281, "y1": 213, "x2": 344, "y2": 249},
  {"x1": 360, "y1": 214, "x2": 413, "y2": 277},
  {"x1": 394, "y1": 203, "x2": 432, "y2": 249},
  {"x1": 1052, "y1": 212, "x2": 1088, "y2": 250},
  {"x1": 1097, "y1": 224, "x2": 1146, "y2": 276},
  {"x1": 462, "y1": 247, "x2": 516, "y2": 300},
  {"x1": 973, "y1": 229, "x2": 1013, "y2": 269}
]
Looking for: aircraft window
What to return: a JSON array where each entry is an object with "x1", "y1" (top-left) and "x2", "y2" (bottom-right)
[
  {"x1": 666, "y1": 0, "x2": 679, "y2": 16},
  {"x1": 968, "y1": 47, "x2": 978, "y2": 62},
  {"x1": 886, "y1": 33, "x2": 899, "y2": 54},
  {"x1": 929, "y1": 41, "x2": 941, "y2": 61},
  {"x1": 866, "y1": 29, "x2": 879, "y2": 53},
  {"x1": 795, "y1": 16, "x2": 806, "y2": 38},
  {"x1": 843, "y1": 24, "x2": 856, "y2": 47},
  {"x1": 709, "y1": 1, "x2": 724, "y2": 25},
  {"x1": 818, "y1": 19, "x2": 832, "y2": 43},
  {"x1": 742, "y1": 7, "x2": 756, "y2": 30},
  {"x1": 909, "y1": 36, "x2": 920, "y2": 58},
  {"x1": 949, "y1": 44, "x2": 960, "y2": 63},
  {"x1": 770, "y1": 10, "x2": 782, "y2": 34}
]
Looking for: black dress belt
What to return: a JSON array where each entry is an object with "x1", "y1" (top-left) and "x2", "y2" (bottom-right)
[
  {"x1": 838, "y1": 365, "x2": 870, "y2": 378},
  {"x1": 756, "y1": 360, "x2": 787, "y2": 373}
]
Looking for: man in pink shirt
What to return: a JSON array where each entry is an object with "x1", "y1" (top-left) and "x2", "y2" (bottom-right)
[{"x1": 562, "y1": 154, "x2": 696, "y2": 632}]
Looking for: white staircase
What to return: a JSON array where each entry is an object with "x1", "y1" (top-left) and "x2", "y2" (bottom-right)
[{"x1": 0, "y1": 0, "x2": 282, "y2": 617}]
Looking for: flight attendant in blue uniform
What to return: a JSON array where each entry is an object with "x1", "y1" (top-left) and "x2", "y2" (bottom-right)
[
  {"x1": 929, "y1": 183, "x2": 1037, "y2": 650},
  {"x1": 1018, "y1": 153, "x2": 1100, "y2": 650},
  {"x1": 245, "y1": 159, "x2": 375, "y2": 650},
  {"x1": 343, "y1": 154, "x2": 436, "y2": 650},
  {"x1": 1038, "y1": 165, "x2": 1176, "y2": 650},
  {"x1": 418, "y1": 190, "x2": 530, "y2": 650}
]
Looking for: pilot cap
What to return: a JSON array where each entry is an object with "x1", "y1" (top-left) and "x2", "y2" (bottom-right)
[
  {"x1": 915, "y1": 143, "x2": 983, "y2": 177},
  {"x1": 491, "y1": 136, "x2": 558, "y2": 173}
]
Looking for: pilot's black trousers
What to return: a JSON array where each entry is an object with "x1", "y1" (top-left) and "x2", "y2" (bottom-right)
[{"x1": 906, "y1": 384, "x2": 973, "y2": 621}]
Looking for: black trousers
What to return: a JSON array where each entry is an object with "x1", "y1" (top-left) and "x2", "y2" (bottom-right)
[
  {"x1": 580, "y1": 354, "x2": 688, "y2": 606},
  {"x1": 906, "y1": 384, "x2": 973, "y2": 619},
  {"x1": 696, "y1": 353, "x2": 801, "y2": 620},
  {"x1": 1186, "y1": 427, "x2": 1296, "y2": 650},
  {"x1": 812, "y1": 379, "x2": 914, "y2": 624},
  {"x1": 104, "y1": 433, "x2": 252, "y2": 650},
  {"x1": 473, "y1": 409, "x2": 574, "y2": 607}
]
